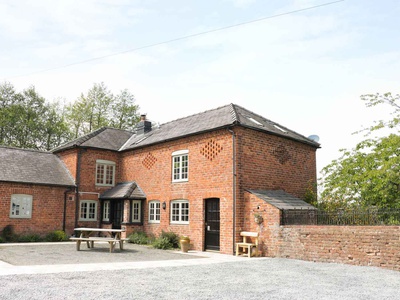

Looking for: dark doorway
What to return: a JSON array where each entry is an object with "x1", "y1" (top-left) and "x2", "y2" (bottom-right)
[
  {"x1": 111, "y1": 200, "x2": 123, "y2": 229},
  {"x1": 205, "y1": 198, "x2": 220, "y2": 251}
]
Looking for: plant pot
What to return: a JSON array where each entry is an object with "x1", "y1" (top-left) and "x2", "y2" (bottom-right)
[{"x1": 180, "y1": 236, "x2": 190, "y2": 252}]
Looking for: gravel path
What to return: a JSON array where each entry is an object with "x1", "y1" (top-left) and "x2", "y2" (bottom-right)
[{"x1": 0, "y1": 243, "x2": 399, "y2": 300}]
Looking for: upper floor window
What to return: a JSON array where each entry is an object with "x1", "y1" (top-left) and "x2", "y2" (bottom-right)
[
  {"x1": 80, "y1": 200, "x2": 97, "y2": 221},
  {"x1": 149, "y1": 200, "x2": 160, "y2": 223},
  {"x1": 172, "y1": 150, "x2": 188, "y2": 182},
  {"x1": 96, "y1": 160, "x2": 115, "y2": 186},
  {"x1": 170, "y1": 200, "x2": 189, "y2": 224},
  {"x1": 10, "y1": 194, "x2": 32, "y2": 218}
]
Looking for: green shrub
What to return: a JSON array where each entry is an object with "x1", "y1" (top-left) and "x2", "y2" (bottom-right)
[
  {"x1": 159, "y1": 230, "x2": 179, "y2": 248},
  {"x1": 128, "y1": 231, "x2": 149, "y2": 245},
  {"x1": 1, "y1": 225, "x2": 16, "y2": 242},
  {"x1": 17, "y1": 234, "x2": 43, "y2": 243},
  {"x1": 0, "y1": 236, "x2": 4, "y2": 243},
  {"x1": 152, "y1": 237, "x2": 173, "y2": 250},
  {"x1": 45, "y1": 230, "x2": 68, "y2": 242}
]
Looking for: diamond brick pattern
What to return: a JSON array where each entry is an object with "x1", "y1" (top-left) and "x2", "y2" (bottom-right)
[
  {"x1": 200, "y1": 139, "x2": 223, "y2": 161},
  {"x1": 142, "y1": 152, "x2": 157, "y2": 169}
]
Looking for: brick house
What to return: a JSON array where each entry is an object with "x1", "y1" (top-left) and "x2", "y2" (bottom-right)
[{"x1": 0, "y1": 104, "x2": 319, "y2": 254}]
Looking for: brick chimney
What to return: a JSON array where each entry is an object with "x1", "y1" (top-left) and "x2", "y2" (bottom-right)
[{"x1": 136, "y1": 114, "x2": 152, "y2": 134}]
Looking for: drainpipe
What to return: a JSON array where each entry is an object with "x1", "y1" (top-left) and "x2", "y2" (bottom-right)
[
  {"x1": 75, "y1": 149, "x2": 83, "y2": 228},
  {"x1": 228, "y1": 128, "x2": 236, "y2": 255},
  {"x1": 63, "y1": 187, "x2": 74, "y2": 232}
]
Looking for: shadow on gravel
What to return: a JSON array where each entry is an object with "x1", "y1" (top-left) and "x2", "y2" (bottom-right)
[{"x1": 0, "y1": 242, "x2": 203, "y2": 266}]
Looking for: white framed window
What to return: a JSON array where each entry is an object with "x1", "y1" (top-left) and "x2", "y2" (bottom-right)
[
  {"x1": 170, "y1": 200, "x2": 189, "y2": 224},
  {"x1": 131, "y1": 200, "x2": 142, "y2": 223},
  {"x1": 80, "y1": 200, "x2": 97, "y2": 221},
  {"x1": 102, "y1": 201, "x2": 110, "y2": 222},
  {"x1": 96, "y1": 160, "x2": 116, "y2": 186},
  {"x1": 149, "y1": 201, "x2": 160, "y2": 223},
  {"x1": 10, "y1": 194, "x2": 32, "y2": 218},
  {"x1": 172, "y1": 150, "x2": 188, "y2": 182}
]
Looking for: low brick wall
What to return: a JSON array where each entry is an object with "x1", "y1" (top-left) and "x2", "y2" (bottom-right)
[{"x1": 267, "y1": 225, "x2": 400, "y2": 271}]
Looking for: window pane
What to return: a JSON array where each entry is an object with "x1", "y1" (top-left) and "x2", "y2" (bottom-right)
[
  {"x1": 155, "y1": 202, "x2": 160, "y2": 221},
  {"x1": 96, "y1": 165, "x2": 104, "y2": 184},
  {"x1": 80, "y1": 202, "x2": 87, "y2": 219},
  {"x1": 105, "y1": 165, "x2": 114, "y2": 185},
  {"x1": 132, "y1": 201, "x2": 140, "y2": 222}
]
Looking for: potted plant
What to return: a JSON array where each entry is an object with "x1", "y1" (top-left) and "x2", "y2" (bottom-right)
[{"x1": 254, "y1": 213, "x2": 263, "y2": 224}]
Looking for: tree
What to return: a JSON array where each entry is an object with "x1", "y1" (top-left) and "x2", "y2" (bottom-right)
[
  {"x1": 0, "y1": 82, "x2": 72, "y2": 150},
  {"x1": 320, "y1": 93, "x2": 400, "y2": 209},
  {"x1": 110, "y1": 89, "x2": 140, "y2": 130},
  {"x1": 66, "y1": 83, "x2": 140, "y2": 137}
]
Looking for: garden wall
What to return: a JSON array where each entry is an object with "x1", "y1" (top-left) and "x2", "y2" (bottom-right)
[{"x1": 267, "y1": 225, "x2": 400, "y2": 271}]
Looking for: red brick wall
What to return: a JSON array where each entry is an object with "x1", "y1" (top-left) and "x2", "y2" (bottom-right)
[
  {"x1": 236, "y1": 128, "x2": 317, "y2": 247},
  {"x1": 75, "y1": 149, "x2": 121, "y2": 228},
  {"x1": 0, "y1": 183, "x2": 75, "y2": 236},
  {"x1": 56, "y1": 149, "x2": 78, "y2": 179},
  {"x1": 243, "y1": 192, "x2": 400, "y2": 271},
  {"x1": 120, "y1": 129, "x2": 234, "y2": 253},
  {"x1": 269, "y1": 225, "x2": 400, "y2": 271}
]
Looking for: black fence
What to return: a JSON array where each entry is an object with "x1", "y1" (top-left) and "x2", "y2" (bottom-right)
[{"x1": 281, "y1": 208, "x2": 400, "y2": 226}]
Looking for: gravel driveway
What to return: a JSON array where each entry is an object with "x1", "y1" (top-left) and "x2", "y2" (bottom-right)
[{"x1": 0, "y1": 242, "x2": 399, "y2": 300}]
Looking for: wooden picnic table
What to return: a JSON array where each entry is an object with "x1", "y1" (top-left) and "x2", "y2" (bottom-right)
[{"x1": 70, "y1": 227, "x2": 127, "y2": 253}]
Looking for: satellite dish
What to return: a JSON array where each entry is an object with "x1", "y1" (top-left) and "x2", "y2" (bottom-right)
[{"x1": 308, "y1": 135, "x2": 320, "y2": 142}]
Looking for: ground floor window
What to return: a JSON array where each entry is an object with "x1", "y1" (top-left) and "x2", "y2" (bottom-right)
[
  {"x1": 131, "y1": 200, "x2": 142, "y2": 223},
  {"x1": 149, "y1": 201, "x2": 160, "y2": 223},
  {"x1": 80, "y1": 200, "x2": 97, "y2": 221},
  {"x1": 10, "y1": 194, "x2": 32, "y2": 218},
  {"x1": 171, "y1": 200, "x2": 189, "y2": 224},
  {"x1": 102, "y1": 201, "x2": 110, "y2": 222}
]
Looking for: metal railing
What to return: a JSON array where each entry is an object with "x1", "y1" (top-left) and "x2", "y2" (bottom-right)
[{"x1": 281, "y1": 208, "x2": 400, "y2": 226}]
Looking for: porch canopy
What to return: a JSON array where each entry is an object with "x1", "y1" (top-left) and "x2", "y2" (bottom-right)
[{"x1": 100, "y1": 182, "x2": 146, "y2": 200}]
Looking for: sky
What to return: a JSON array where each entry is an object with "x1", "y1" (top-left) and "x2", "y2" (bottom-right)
[{"x1": 1, "y1": 0, "x2": 399, "y2": 177}]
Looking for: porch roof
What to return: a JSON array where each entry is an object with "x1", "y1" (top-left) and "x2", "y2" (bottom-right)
[
  {"x1": 99, "y1": 182, "x2": 146, "y2": 200},
  {"x1": 247, "y1": 189, "x2": 316, "y2": 210}
]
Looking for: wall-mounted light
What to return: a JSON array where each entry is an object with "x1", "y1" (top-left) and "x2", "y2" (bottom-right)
[{"x1": 162, "y1": 201, "x2": 166, "y2": 210}]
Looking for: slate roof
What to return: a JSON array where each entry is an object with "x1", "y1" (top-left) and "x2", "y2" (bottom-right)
[
  {"x1": 0, "y1": 146, "x2": 75, "y2": 187},
  {"x1": 52, "y1": 127, "x2": 132, "y2": 153},
  {"x1": 99, "y1": 182, "x2": 146, "y2": 200},
  {"x1": 247, "y1": 189, "x2": 316, "y2": 210},
  {"x1": 120, "y1": 103, "x2": 320, "y2": 151}
]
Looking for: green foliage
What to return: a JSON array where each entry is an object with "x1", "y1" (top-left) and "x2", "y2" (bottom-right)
[
  {"x1": 303, "y1": 180, "x2": 318, "y2": 207},
  {"x1": 1, "y1": 225, "x2": 16, "y2": 242},
  {"x1": 45, "y1": 230, "x2": 68, "y2": 242},
  {"x1": 159, "y1": 230, "x2": 180, "y2": 248},
  {"x1": 0, "y1": 236, "x2": 4, "y2": 243},
  {"x1": 152, "y1": 237, "x2": 173, "y2": 250},
  {"x1": 152, "y1": 231, "x2": 180, "y2": 250},
  {"x1": 66, "y1": 82, "x2": 140, "y2": 138},
  {"x1": 17, "y1": 234, "x2": 43, "y2": 243},
  {"x1": 0, "y1": 81, "x2": 140, "y2": 149},
  {"x1": 128, "y1": 231, "x2": 150, "y2": 245},
  {"x1": 0, "y1": 82, "x2": 72, "y2": 150},
  {"x1": 320, "y1": 93, "x2": 400, "y2": 210}
]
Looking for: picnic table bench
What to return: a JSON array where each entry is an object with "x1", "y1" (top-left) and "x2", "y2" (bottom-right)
[
  {"x1": 70, "y1": 228, "x2": 127, "y2": 253},
  {"x1": 235, "y1": 231, "x2": 259, "y2": 258}
]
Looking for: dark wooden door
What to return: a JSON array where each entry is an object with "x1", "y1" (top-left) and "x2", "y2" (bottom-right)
[
  {"x1": 111, "y1": 200, "x2": 123, "y2": 229},
  {"x1": 205, "y1": 198, "x2": 220, "y2": 251}
]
